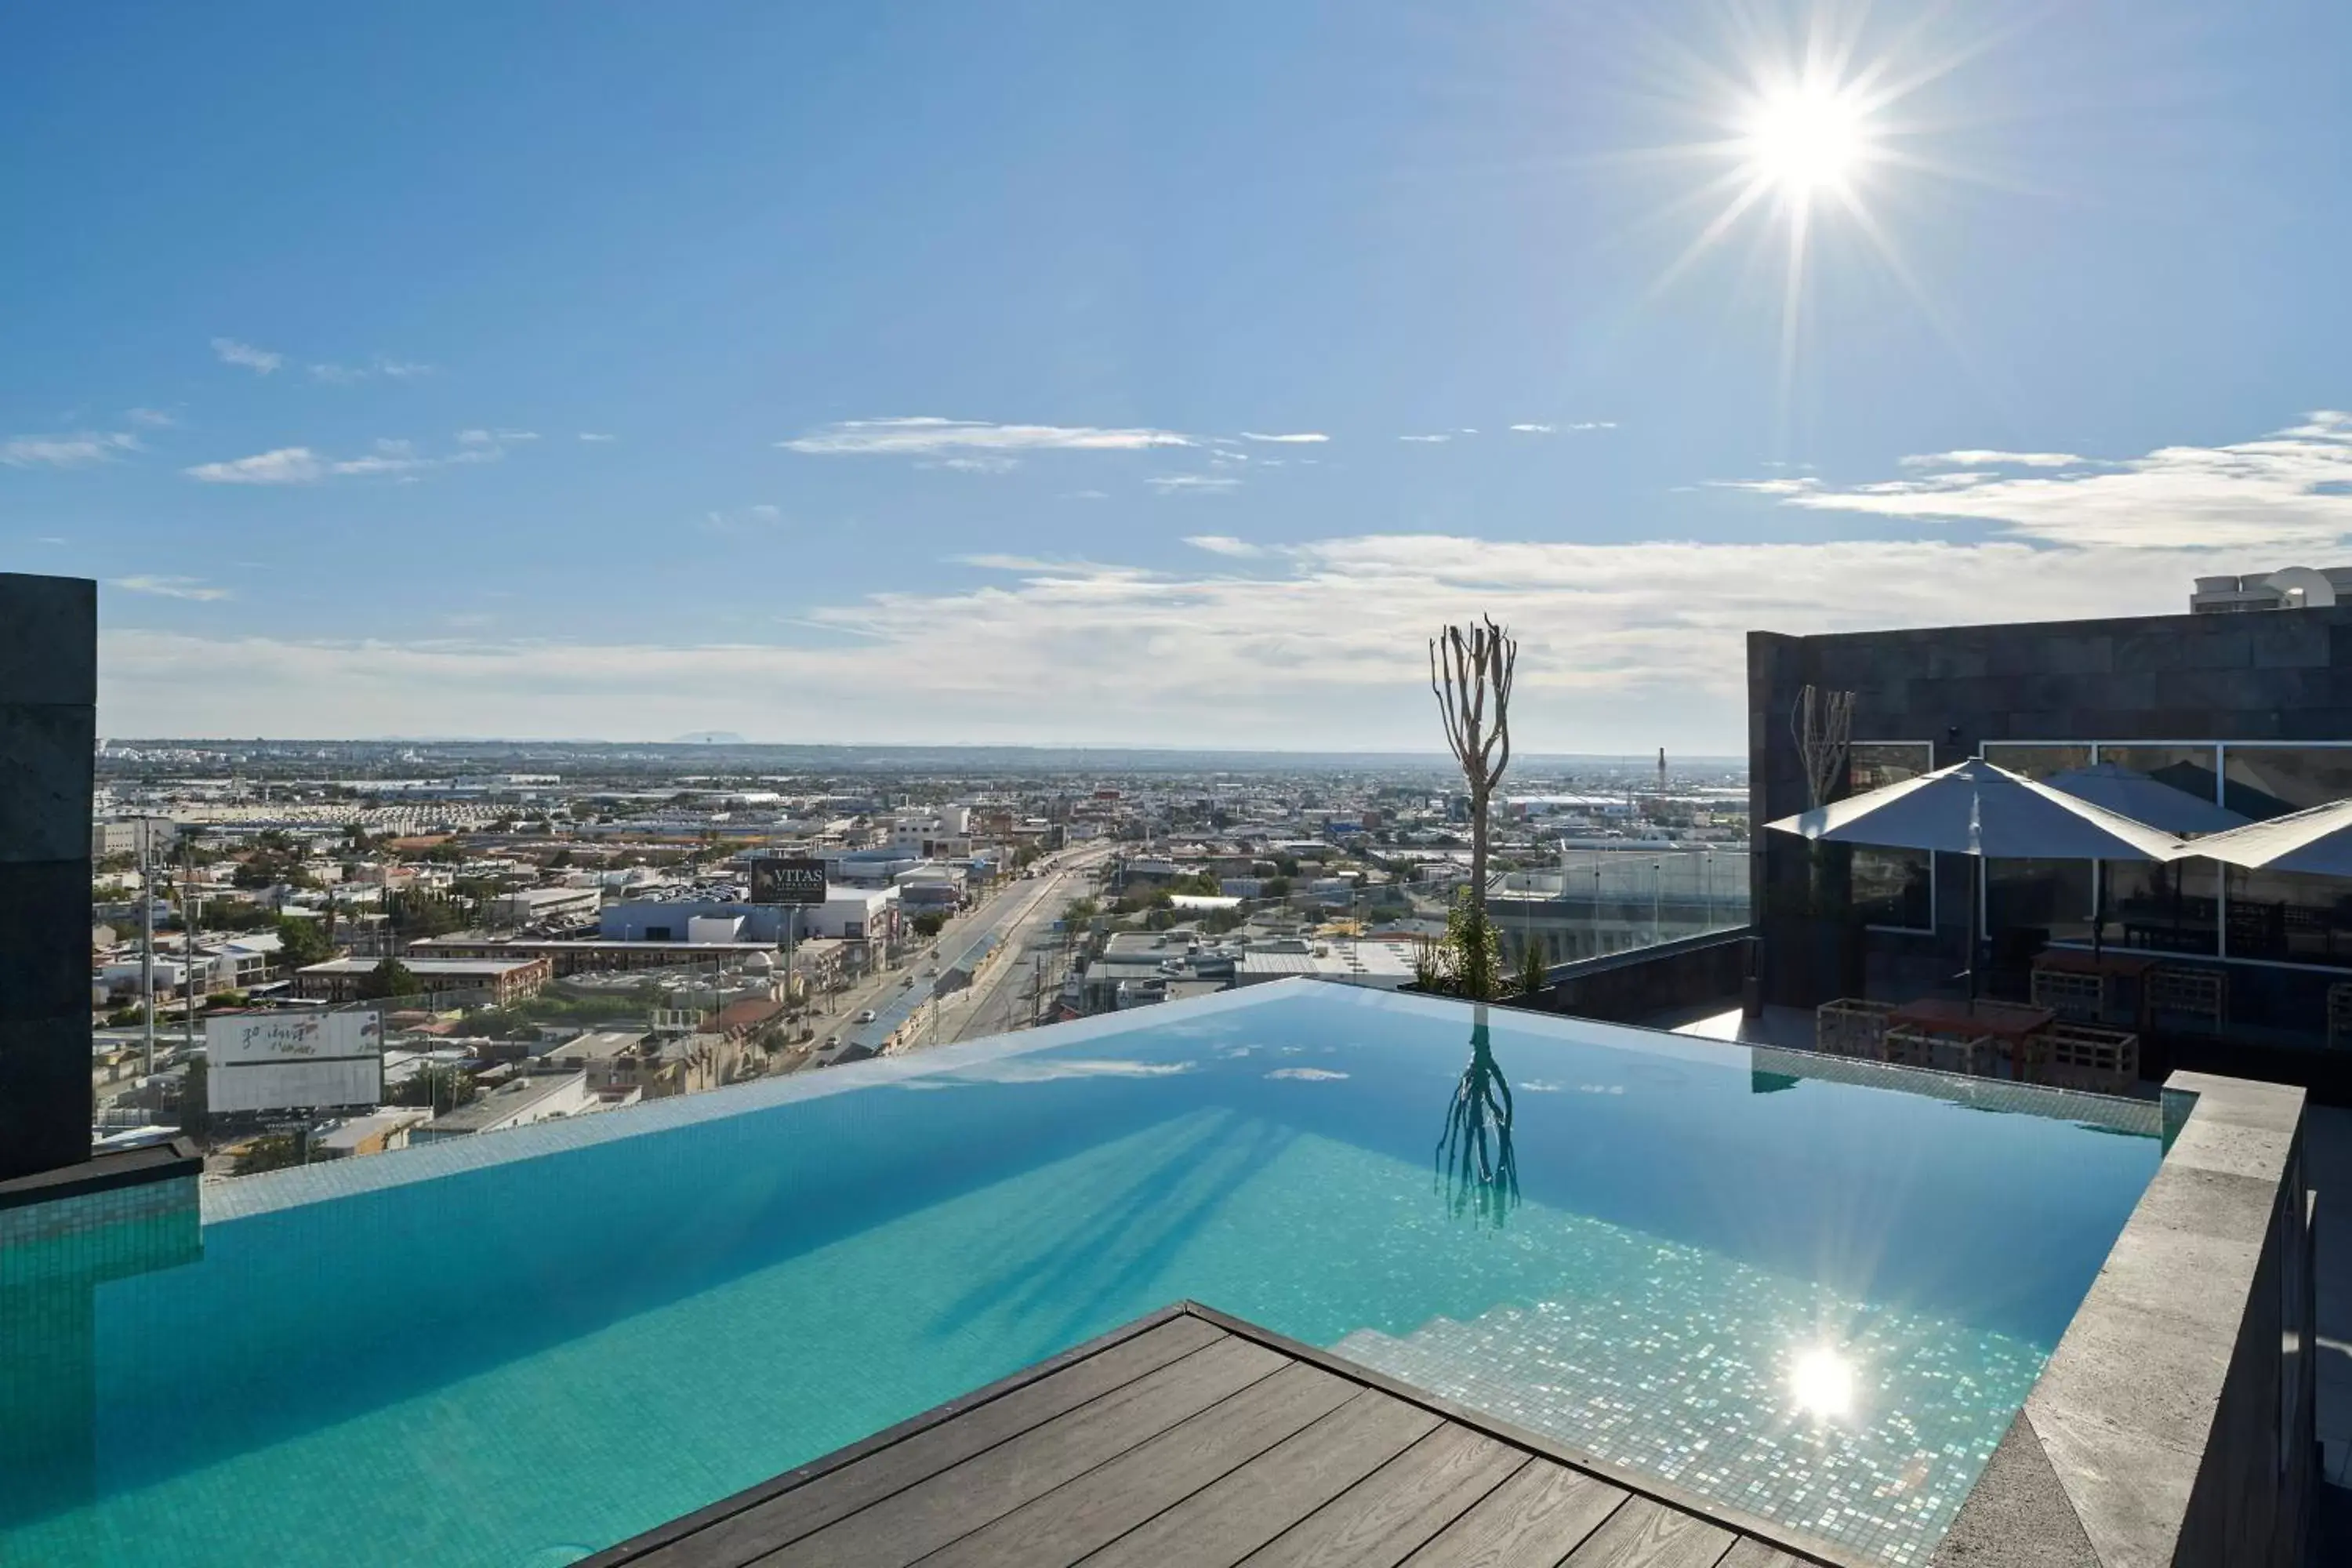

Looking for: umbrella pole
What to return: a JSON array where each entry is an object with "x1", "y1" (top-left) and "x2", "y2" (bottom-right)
[
  {"x1": 1966, "y1": 853, "x2": 1980, "y2": 1004},
  {"x1": 2092, "y1": 859, "x2": 2103, "y2": 960}
]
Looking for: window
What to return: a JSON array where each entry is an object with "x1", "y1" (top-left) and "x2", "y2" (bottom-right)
[
  {"x1": 1847, "y1": 742, "x2": 1933, "y2": 931},
  {"x1": 1979, "y1": 746, "x2": 2097, "y2": 945},
  {"x1": 2220, "y1": 746, "x2": 2352, "y2": 968}
]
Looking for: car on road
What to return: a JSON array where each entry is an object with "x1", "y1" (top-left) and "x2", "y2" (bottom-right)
[{"x1": 856, "y1": 1008, "x2": 877, "y2": 1023}]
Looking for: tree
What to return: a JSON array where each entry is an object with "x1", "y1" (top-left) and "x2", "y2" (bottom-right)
[
  {"x1": 1518, "y1": 935, "x2": 1548, "y2": 999},
  {"x1": 234, "y1": 1134, "x2": 304, "y2": 1176},
  {"x1": 910, "y1": 910, "x2": 948, "y2": 938},
  {"x1": 355, "y1": 957, "x2": 418, "y2": 1001},
  {"x1": 275, "y1": 915, "x2": 333, "y2": 971},
  {"x1": 387, "y1": 1063, "x2": 476, "y2": 1111},
  {"x1": 1429, "y1": 617, "x2": 1517, "y2": 995},
  {"x1": 1418, "y1": 888, "x2": 1504, "y2": 1000}
]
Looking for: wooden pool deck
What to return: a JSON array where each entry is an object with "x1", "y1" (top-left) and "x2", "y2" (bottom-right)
[{"x1": 582, "y1": 1301, "x2": 1849, "y2": 1568}]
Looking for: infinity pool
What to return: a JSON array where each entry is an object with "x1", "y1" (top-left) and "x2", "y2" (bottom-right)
[{"x1": 0, "y1": 983, "x2": 2160, "y2": 1566}]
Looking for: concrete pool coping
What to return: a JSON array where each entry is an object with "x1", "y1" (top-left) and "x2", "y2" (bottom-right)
[{"x1": 1933, "y1": 1069, "x2": 2314, "y2": 1567}]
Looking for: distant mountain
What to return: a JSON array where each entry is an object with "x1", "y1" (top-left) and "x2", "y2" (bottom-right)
[{"x1": 671, "y1": 730, "x2": 749, "y2": 745}]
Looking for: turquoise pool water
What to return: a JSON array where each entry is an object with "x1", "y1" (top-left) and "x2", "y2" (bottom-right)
[{"x1": 0, "y1": 984, "x2": 2160, "y2": 1567}]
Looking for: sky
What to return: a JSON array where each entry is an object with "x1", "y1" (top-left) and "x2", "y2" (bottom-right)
[{"x1": 6, "y1": 1, "x2": 2351, "y2": 753}]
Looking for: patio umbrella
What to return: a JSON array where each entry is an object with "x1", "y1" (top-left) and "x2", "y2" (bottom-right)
[
  {"x1": 2179, "y1": 797, "x2": 2352, "y2": 877},
  {"x1": 2043, "y1": 764, "x2": 2249, "y2": 954},
  {"x1": 1767, "y1": 758, "x2": 2185, "y2": 997}
]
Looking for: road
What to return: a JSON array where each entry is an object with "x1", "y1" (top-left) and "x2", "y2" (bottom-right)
[
  {"x1": 928, "y1": 848, "x2": 1110, "y2": 1045},
  {"x1": 804, "y1": 844, "x2": 1109, "y2": 1049}
]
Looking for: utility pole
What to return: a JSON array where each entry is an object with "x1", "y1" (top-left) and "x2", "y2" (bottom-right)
[
  {"x1": 184, "y1": 840, "x2": 199, "y2": 1064},
  {"x1": 140, "y1": 822, "x2": 156, "y2": 1076}
]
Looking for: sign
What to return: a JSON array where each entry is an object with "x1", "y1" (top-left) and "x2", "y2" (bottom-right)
[
  {"x1": 750, "y1": 856, "x2": 828, "y2": 906},
  {"x1": 206, "y1": 1011, "x2": 383, "y2": 1115}
]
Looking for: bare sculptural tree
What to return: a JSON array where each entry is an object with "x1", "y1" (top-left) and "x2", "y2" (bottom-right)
[{"x1": 1431, "y1": 617, "x2": 1517, "y2": 1000}]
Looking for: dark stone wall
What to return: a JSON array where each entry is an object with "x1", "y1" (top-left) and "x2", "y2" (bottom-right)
[
  {"x1": 0, "y1": 575, "x2": 96, "y2": 1181},
  {"x1": 1514, "y1": 927, "x2": 1752, "y2": 1026},
  {"x1": 1749, "y1": 607, "x2": 2352, "y2": 1059}
]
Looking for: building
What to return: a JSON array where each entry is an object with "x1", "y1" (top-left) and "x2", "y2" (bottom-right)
[
  {"x1": 486, "y1": 885, "x2": 603, "y2": 927},
  {"x1": 314, "y1": 1108, "x2": 434, "y2": 1159},
  {"x1": 409, "y1": 935, "x2": 782, "y2": 978},
  {"x1": 1232, "y1": 938, "x2": 1415, "y2": 991},
  {"x1": 92, "y1": 816, "x2": 176, "y2": 858},
  {"x1": 292, "y1": 955, "x2": 551, "y2": 1005},
  {"x1": 1750, "y1": 601, "x2": 2352, "y2": 1072},
  {"x1": 2189, "y1": 564, "x2": 2352, "y2": 614},
  {"x1": 408, "y1": 1070, "x2": 599, "y2": 1140}
]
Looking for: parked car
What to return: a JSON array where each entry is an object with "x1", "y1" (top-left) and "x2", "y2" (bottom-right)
[{"x1": 857, "y1": 1008, "x2": 877, "y2": 1023}]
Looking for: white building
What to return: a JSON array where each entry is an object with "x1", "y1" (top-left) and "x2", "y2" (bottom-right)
[
  {"x1": 410, "y1": 1071, "x2": 599, "y2": 1141},
  {"x1": 809, "y1": 885, "x2": 901, "y2": 942},
  {"x1": 487, "y1": 885, "x2": 603, "y2": 927},
  {"x1": 1232, "y1": 940, "x2": 1414, "y2": 992}
]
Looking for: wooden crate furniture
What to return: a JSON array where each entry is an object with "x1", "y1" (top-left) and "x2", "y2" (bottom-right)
[
  {"x1": 2029, "y1": 949, "x2": 2158, "y2": 1028},
  {"x1": 2329, "y1": 982, "x2": 2352, "y2": 1051},
  {"x1": 1885, "y1": 1024, "x2": 1997, "y2": 1076},
  {"x1": 2028, "y1": 967, "x2": 2104, "y2": 1022},
  {"x1": 1814, "y1": 997, "x2": 1894, "y2": 1060},
  {"x1": 2034, "y1": 1022, "x2": 2140, "y2": 1094},
  {"x1": 2147, "y1": 965, "x2": 2227, "y2": 1033},
  {"x1": 1886, "y1": 997, "x2": 2054, "y2": 1080}
]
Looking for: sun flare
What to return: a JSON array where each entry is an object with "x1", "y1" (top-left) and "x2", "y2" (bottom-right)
[{"x1": 1744, "y1": 80, "x2": 1870, "y2": 197}]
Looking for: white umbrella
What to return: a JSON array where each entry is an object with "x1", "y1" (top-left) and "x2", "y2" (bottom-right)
[
  {"x1": 1767, "y1": 757, "x2": 2186, "y2": 996},
  {"x1": 2180, "y1": 797, "x2": 2352, "y2": 877},
  {"x1": 2042, "y1": 763, "x2": 2248, "y2": 836},
  {"x1": 2043, "y1": 764, "x2": 2248, "y2": 953}
]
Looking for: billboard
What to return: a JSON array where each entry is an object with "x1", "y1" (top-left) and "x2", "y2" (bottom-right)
[
  {"x1": 206, "y1": 1011, "x2": 383, "y2": 1115},
  {"x1": 750, "y1": 856, "x2": 828, "y2": 906}
]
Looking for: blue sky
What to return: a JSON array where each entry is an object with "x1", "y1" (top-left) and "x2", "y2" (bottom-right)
[{"x1": 6, "y1": 1, "x2": 2350, "y2": 750}]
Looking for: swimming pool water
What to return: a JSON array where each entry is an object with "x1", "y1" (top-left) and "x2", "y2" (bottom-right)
[{"x1": 0, "y1": 984, "x2": 2160, "y2": 1566}]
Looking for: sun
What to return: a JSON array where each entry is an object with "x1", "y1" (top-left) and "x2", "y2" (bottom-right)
[{"x1": 1743, "y1": 80, "x2": 1871, "y2": 197}]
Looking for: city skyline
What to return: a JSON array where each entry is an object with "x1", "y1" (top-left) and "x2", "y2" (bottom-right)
[{"x1": 7, "y1": 1, "x2": 2350, "y2": 748}]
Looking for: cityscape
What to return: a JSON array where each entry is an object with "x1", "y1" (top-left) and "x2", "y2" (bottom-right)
[{"x1": 6, "y1": 2, "x2": 2350, "y2": 1566}]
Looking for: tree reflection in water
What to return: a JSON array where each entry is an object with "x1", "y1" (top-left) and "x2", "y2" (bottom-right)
[{"x1": 1436, "y1": 1004, "x2": 1519, "y2": 1227}]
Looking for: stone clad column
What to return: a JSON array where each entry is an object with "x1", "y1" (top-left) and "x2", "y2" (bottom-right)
[{"x1": 0, "y1": 573, "x2": 96, "y2": 1181}]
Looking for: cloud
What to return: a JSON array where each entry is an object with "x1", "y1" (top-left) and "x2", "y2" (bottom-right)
[
  {"x1": 113, "y1": 575, "x2": 230, "y2": 601},
  {"x1": 1147, "y1": 474, "x2": 1240, "y2": 493},
  {"x1": 577, "y1": 432, "x2": 618, "y2": 443},
  {"x1": 1240, "y1": 431, "x2": 1328, "y2": 444},
  {"x1": 1398, "y1": 434, "x2": 1451, "y2": 444},
  {"x1": 125, "y1": 408, "x2": 179, "y2": 428},
  {"x1": 1745, "y1": 411, "x2": 2352, "y2": 550},
  {"x1": 779, "y1": 416, "x2": 1195, "y2": 456},
  {"x1": 1569, "y1": 421, "x2": 1618, "y2": 431},
  {"x1": 1899, "y1": 450, "x2": 2088, "y2": 469},
  {"x1": 376, "y1": 360, "x2": 433, "y2": 379},
  {"x1": 2, "y1": 430, "x2": 141, "y2": 468},
  {"x1": 929, "y1": 455, "x2": 1020, "y2": 474},
  {"x1": 302, "y1": 355, "x2": 434, "y2": 384},
  {"x1": 309, "y1": 362, "x2": 368, "y2": 385},
  {"x1": 1064, "y1": 488, "x2": 1111, "y2": 501},
  {"x1": 185, "y1": 437, "x2": 509, "y2": 485},
  {"x1": 211, "y1": 337, "x2": 283, "y2": 374},
  {"x1": 101, "y1": 413, "x2": 2346, "y2": 748},
  {"x1": 458, "y1": 428, "x2": 537, "y2": 445},
  {"x1": 703, "y1": 503, "x2": 786, "y2": 532},
  {"x1": 1510, "y1": 423, "x2": 1555, "y2": 434},
  {"x1": 1184, "y1": 535, "x2": 1262, "y2": 557}
]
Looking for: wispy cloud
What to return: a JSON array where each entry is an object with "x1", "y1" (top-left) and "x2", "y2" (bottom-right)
[
  {"x1": 211, "y1": 337, "x2": 283, "y2": 374},
  {"x1": 185, "y1": 436, "x2": 510, "y2": 485},
  {"x1": 1569, "y1": 421, "x2": 1617, "y2": 431},
  {"x1": 1737, "y1": 411, "x2": 2352, "y2": 551},
  {"x1": 114, "y1": 575, "x2": 230, "y2": 601},
  {"x1": 1184, "y1": 535, "x2": 1262, "y2": 557},
  {"x1": 458, "y1": 428, "x2": 537, "y2": 445},
  {"x1": 124, "y1": 408, "x2": 179, "y2": 429},
  {"x1": 780, "y1": 416, "x2": 1194, "y2": 456},
  {"x1": 1240, "y1": 431, "x2": 1327, "y2": 444},
  {"x1": 1509, "y1": 423, "x2": 1555, "y2": 434},
  {"x1": 928, "y1": 455, "x2": 1020, "y2": 474},
  {"x1": 308, "y1": 362, "x2": 368, "y2": 385},
  {"x1": 376, "y1": 360, "x2": 433, "y2": 379},
  {"x1": 306, "y1": 355, "x2": 434, "y2": 384},
  {"x1": 703, "y1": 503, "x2": 786, "y2": 533},
  {"x1": 1148, "y1": 474, "x2": 1240, "y2": 494},
  {"x1": 577, "y1": 432, "x2": 618, "y2": 443},
  {"x1": 1398, "y1": 434, "x2": 1451, "y2": 444},
  {"x1": 2, "y1": 430, "x2": 141, "y2": 468}
]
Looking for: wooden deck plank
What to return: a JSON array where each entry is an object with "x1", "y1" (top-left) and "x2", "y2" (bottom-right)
[
  {"x1": 920, "y1": 1362, "x2": 1359, "y2": 1567},
  {"x1": 628, "y1": 1315, "x2": 1228, "y2": 1566},
  {"x1": 1239, "y1": 1424, "x2": 1529, "y2": 1568},
  {"x1": 1715, "y1": 1542, "x2": 1805, "y2": 1568},
  {"x1": 1558, "y1": 1497, "x2": 1737, "y2": 1568},
  {"x1": 1079, "y1": 1389, "x2": 1444, "y2": 1568},
  {"x1": 1400, "y1": 1458, "x2": 1630, "y2": 1568},
  {"x1": 759, "y1": 1335, "x2": 1288, "y2": 1568}
]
